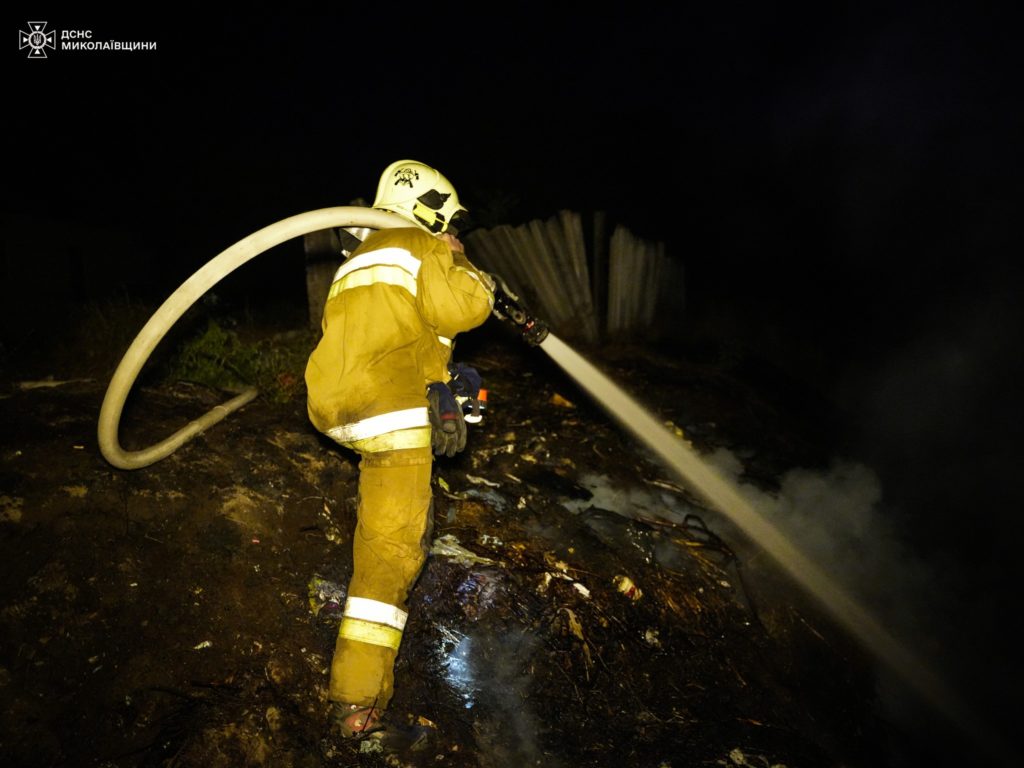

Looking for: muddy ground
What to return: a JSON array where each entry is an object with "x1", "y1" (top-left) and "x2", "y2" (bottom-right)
[{"x1": 0, "y1": 313, "x2": 980, "y2": 767}]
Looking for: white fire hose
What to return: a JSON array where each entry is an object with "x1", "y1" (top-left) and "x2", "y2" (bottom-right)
[{"x1": 97, "y1": 207, "x2": 411, "y2": 470}]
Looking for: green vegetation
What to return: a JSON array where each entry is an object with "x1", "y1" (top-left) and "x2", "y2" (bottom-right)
[{"x1": 161, "y1": 319, "x2": 315, "y2": 403}]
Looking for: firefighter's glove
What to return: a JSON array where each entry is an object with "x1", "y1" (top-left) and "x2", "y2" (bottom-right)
[
  {"x1": 427, "y1": 382, "x2": 467, "y2": 458},
  {"x1": 447, "y1": 362, "x2": 482, "y2": 400}
]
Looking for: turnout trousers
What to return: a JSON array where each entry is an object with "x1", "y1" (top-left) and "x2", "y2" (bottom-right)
[{"x1": 328, "y1": 445, "x2": 434, "y2": 709}]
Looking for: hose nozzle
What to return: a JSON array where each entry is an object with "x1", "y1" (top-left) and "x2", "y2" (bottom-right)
[{"x1": 489, "y1": 273, "x2": 550, "y2": 346}]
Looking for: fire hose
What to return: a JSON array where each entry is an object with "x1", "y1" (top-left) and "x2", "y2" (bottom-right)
[
  {"x1": 97, "y1": 207, "x2": 549, "y2": 470},
  {"x1": 97, "y1": 207, "x2": 414, "y2": 470}
]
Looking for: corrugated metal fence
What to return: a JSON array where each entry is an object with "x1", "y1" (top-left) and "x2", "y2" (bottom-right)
[
  {"x1": 305, "y1": 210, "x2": 683, "y2": 344},
  {"x1": 466, "y1": 211, "x2": 683, "y2": 345}
]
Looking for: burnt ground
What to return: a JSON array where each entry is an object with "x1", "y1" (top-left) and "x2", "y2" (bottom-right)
[{"x1": 0, "y1": 312, "x2": 990, "y2": 768}]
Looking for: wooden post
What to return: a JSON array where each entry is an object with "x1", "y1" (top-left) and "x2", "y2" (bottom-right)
[{"x1": 304, "y1": 228, "x2": 341, "y2": 332}]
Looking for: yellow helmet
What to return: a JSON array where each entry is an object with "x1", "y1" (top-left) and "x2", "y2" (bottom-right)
[{"x1": 373, "y1": 160, "x2": 469, "y2": 234}]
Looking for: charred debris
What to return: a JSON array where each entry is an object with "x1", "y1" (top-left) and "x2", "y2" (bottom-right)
[{"x1": 0, "y1": 314, "x2": 934, "y2": 768}]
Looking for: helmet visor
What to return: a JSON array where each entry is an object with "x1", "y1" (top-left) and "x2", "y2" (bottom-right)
[{"x1": 448, "y1": 209, "x2": 473, "y2": 236}]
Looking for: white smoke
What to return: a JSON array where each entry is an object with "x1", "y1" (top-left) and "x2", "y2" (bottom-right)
[
  {"x1": 570, "y1": 453, "x2": 944, "y2": 636},
  {"x1": 564, "y1": 448, "x2": 988, "y2": 752},
  {"x1": 562, "y1": 475, "x2": 692, "y2": 525},
  {"x1": 715, "y1": 451, "x2": 940, "y2": 634},
  {"x1": 446, "y1": 629, "x2": 555, "y2": 768}
]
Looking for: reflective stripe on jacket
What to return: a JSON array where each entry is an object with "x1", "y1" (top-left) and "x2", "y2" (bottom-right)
[{"x1": 305, "y1": 227, "x2": 493, "y2": 448}]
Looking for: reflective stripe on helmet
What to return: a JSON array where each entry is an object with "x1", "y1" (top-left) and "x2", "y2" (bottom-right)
[
  {"x1": 344, "y1": 597, "x2": 408, "y2": 631},
  {"x1": 326, "y1": 407, "x2": 430, "y2": 444},
  {"x1": 412, "y1": 201, "x2": 447, "y2": 233}
]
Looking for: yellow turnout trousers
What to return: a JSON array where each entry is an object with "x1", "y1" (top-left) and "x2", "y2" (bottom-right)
[{"x1": 329, "y1": 445, "x2": 434, "y2": 709}]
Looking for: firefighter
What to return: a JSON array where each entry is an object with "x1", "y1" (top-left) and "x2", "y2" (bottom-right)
[{"x1": 304, "y1": 159, "x2": 494, "y2": 740}]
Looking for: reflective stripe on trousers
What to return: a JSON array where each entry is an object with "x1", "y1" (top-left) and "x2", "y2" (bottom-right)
[
  {"x1": 337, "y1": 596, "x2": 408, "y2": 651},
  {"x1": 326, "y1": 407, "x2": 430, "y2": 446},
  {"x1": 328, "y1": 445, "x2": 434, "y2": 709}
]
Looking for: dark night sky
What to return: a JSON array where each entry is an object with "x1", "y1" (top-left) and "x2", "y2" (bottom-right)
[
  {"x1": 6, "y1": 7, "x2": 1024, "y2": 757},
  {"x1": 10, "y1": 8, "x2": 1019, "y2": 310}
]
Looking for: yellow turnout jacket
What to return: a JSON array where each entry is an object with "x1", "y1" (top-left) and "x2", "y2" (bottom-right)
[{"x1": 305, "y1": 227, "x2": 493, "y2": 452}]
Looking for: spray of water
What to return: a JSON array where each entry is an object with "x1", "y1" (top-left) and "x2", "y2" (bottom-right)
[{"x1": 539, "y1": 332, "x2": 1013, "y2": 766}]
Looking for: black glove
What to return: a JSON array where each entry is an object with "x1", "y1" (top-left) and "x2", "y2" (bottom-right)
[
  {"x1": 426, "y1": 382, "x2": 467, "y2": 458},
  {"x1": 447, "y1": 362, "x2": 482, "y2": 400}
]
